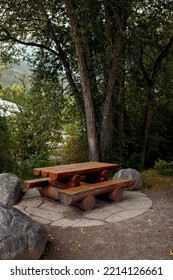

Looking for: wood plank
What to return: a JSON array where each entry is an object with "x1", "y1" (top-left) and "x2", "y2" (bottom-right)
[
  {"x1": 34, "y1": 162, "x2": 119, "y2": 180},
  {"x1": 58, "y1": 178, "x2": 135, "y2": 206},
  {"x1": 24, "y1": 177, "x2": 50, "y2": 189},
  {"x1": 34, "y1": 166, "x2": 58, "y2": 176},
  {"x1": 48, "y1": 163, "x2": 118, "y2": 180}
]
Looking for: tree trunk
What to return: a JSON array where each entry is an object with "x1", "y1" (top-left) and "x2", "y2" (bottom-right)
[
  {"x1": 99, "y1": 59, "x2": 117, "y2": 161},
  {"x1": 140, "y1": 89, "x2": 154, "y2": 170},
  {"x1": 99, "y1": 3, "x2": 128, "y2": 161},
  {"x1": 64, "y1": 0, "x2": 99, "y2": 161},
  {"x1": 80, "y1": 57, "x2": 99, "y2": 161},
  {"x1": 116, "y1": 79, "x2": 126, "y2": 161}
]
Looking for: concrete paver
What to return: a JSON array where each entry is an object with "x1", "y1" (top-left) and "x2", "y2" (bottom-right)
[
  {"x1": 31, "y1": 216, "x2": 52, "y2": 225},
  {"x1": 25, "y1": 206, "x2": 64, "y2": 221},
  {"x1": 14, "y1": 189, "x2": 152, "y2": 227},
  {"x1": 18, "y1": 197, "x2": 43, "y2": 208}
]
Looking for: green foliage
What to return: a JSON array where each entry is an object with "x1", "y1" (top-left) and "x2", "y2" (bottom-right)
[
  {"x1": 154, "y1": 159, "x2": 173, "y2": 176},
  {"x1": 59, "y1": 93, "x2": 89, "y2": 164},
  {"x1": 60, "y1": 123, "x2": 89, "y2": 164},
  {"x1": 60, "y1": 135, "x2": 89, "y2": 164},
  {"x1": 0, "y1": 0, "x2": 173, "y2": 167},
  {"x1": 19, "y1": 152, "x2": 49, "y2": 179},
  {"x1": 0, "y1": 116, "x2": 16, "y2": 172},
  {"x1": 1, "y1": 81, "x2": 63, "y2": 177},
  {"x1": 106, "y1": 146, "x2": 143, "y2": 171}
]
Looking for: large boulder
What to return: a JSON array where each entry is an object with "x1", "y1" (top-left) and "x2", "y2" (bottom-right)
[
  {"x1": 0, "y1": 203, "x2": 48, "y2": 259},
  {"x1": 113, "y1": 168, "x2": 143, "y2": 190},
  {"x1": 0, "y1": 173, "x2": 21, "y2": 205}
]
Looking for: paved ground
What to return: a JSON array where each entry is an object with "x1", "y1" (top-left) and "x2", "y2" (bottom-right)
[
  {"x1": 14, "y1": 188, "x2": 173, "y2": 260},
  {"x1": 14, "y1": 188, "x2": 152, "y2": 227}
]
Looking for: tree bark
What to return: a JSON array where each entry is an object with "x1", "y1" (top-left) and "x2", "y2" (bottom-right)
[
  {"x1": 64, "y1": 0, "x2": 99, "y2": 161},
  {"x1": 99, "y1": 59, "x2": 117, "y2": 161},
  {"x1": 140, "y1": 89, "x2": 154, "y2": 170},
  {"x1": 99, "y1": 3, "x2": 128, "y2": 161}
]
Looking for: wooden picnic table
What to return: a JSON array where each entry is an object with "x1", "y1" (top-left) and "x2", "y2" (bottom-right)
[
  {"x1": 33, "y1": 161, "x2": 119, "y2": 181},
  {"x1": 25, "y1": 162, "x2": 135, "y2": 211}
]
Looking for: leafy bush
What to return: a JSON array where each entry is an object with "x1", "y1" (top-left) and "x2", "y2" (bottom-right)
[
  {"x1": 18, "y1": 152, "x2": 49, "y2": 179},
  {"x1": 0, "y1": 116, "x2": 16, "y2": 173},
  {"x1": 1, "y1": 82, "x2": 63, "y2": 177},
  {"x1": 59, "y1": 134, "x2": 89, "y2": 164},
  {"x1": 154, "y1": 159, "x2": 173, "y2": 176}
]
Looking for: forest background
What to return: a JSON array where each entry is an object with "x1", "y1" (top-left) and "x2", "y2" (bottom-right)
[{"x1": 0, "y1": 0, "x2": 173, "y2": 178}]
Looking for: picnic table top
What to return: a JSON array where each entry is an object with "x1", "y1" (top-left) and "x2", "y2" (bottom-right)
[{"x1": 34, "y1": 161, "x2": 119, "y2": 181}]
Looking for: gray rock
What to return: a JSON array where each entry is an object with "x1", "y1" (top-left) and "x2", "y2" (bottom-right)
[
  {"x1": 113, "y1": 168, "x2": 143, "y2": 190},
  {"x1": 0, "y1": 203, "x2": 48, "y2": 260},
  {"x1": 0, "y1": 173, "x2": 21, "y2": 205}
]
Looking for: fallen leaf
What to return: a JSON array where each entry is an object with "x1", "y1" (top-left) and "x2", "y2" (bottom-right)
[{"x1": 80, "y1": 229, "x2": 85, "y2": 234}]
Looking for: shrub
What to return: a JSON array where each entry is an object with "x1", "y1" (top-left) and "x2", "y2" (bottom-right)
[
  {"x1": 154, "y1": 159, "x2": 173, "y2": 176},
  {"x1": 59, "y1": 134, "x2": 89, "y2": 164},
  {"x1": 0, "y1": 116, "x2": 16, "y2": 173}
]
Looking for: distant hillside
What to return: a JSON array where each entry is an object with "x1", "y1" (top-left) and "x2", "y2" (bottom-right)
[{"x1": 0, "y1": 61, "x2": 31, "y2": 87}]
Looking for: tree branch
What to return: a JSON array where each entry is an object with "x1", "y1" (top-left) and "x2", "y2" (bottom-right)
[
  {"x1": 39, "y1": 5, "x2": 82, "y2": 102},
  {"x1": 0, "y1": 26, "x2": 60, "y2": 55},
  {"x1": 139, "y1": 45, "x2": 152, "y2": 86},
  {"x1": 152, "y1": 34, "x2": 173, "y2": 83}
]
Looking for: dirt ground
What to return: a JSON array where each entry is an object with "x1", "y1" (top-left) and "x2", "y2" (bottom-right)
[{"x1": 41, "y1": 189, "x2": 173, "y2": 260}]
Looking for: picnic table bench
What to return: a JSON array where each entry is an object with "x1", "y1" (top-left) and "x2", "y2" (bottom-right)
[{"x1": 24, "y1": 162, "x2": 135, "y2": 210}]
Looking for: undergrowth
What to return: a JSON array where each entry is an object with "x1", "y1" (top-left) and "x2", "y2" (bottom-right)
[{"x1": 141, "y1": 169, "x2": 173, "y2": 191}]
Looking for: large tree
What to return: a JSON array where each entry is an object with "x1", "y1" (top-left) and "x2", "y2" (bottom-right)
[
  {"x1": 0, "y1": 0, "x2": 173, "y2": 167},
  {"x1": 0, "y1": 0, "x2": 133, "y2": 161}
]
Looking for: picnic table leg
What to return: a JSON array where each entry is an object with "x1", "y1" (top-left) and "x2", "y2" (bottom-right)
[
  {"x1": 81, "y1": 169, "x2": 109, "y2": 183},
  {"x1": 71, "y1": 195, "x2": 96, "y2": 211},
  {"x1": 38, "y1": 186, "x2": 59, "y2": 200},
  {"x1": 49, "y1": 174, "x2": 81, "y2": 189},
  {"x1": 107, "y1": 187, "x2": 123, "y2": 202}
]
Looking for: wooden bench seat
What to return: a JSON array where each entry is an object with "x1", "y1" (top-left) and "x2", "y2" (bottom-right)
[
  {"x1": 24, "y1": 176, "x2": 135, "y2": 211},
  {"x1": 24, "y1": 174, "x2": 81, "y2": 189},
  {"x1": 24, "y1": 177, "x2": 50, "y2": 189},
  {"x1": 58, "y1": 178, "x2": 135, "y2": 210}
]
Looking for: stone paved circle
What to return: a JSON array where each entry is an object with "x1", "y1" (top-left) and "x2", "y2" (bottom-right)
[{"x1": 14, "y1": 188, "x2": 152, "y2": 228}]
